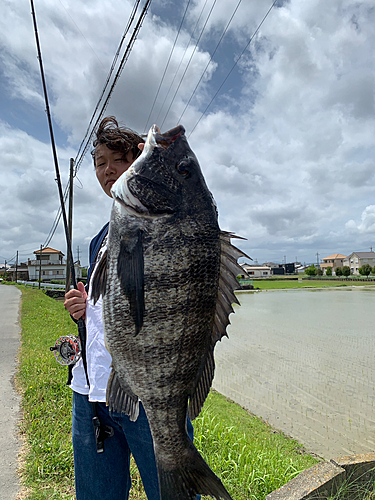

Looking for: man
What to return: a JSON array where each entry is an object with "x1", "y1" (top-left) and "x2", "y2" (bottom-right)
[{"x1": 65, "y1": 116, "x2": 196, "y2": 500}]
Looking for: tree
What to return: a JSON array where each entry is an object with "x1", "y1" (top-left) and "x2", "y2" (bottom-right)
[
  {"x1": 305, "y1": 264, "x2": 317, "y2": 276},
  {"x1": 359, "y1": 263, "x2": 371, "y2": 277},
  {"x1": 335, "y1": 267, "x2": 343, "y2": 277},
  {"x1": 342, "y1": 265, "x2": 351, "y2": 277},
  {"x1": 316, "y1": 267, "x2": 323, "y2": 276},
  {"x1": 326, "y1": 266, "x2": 332, "y2": 276}
]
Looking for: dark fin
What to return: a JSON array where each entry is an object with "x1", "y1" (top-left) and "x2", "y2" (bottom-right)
[
  {"x1": 188, "y1": 232, "x2": 249, "y2": 420},
  {"x1": 188, "y1": 349, "x2": 215, "y2": 420},
  {"x1": 90, "y1": 250, "x2": 107, "y2": 304},
  {"x1": 212, "y1": 232, "x2": 250, "y2": 343},
  {"x1": 106, "y1": 369, "x2": 140, "y2": 422},
  {"x1": 157, "y1": 440, "x2": 233, "y2": 500},
  {"x1": 117, "y1": 229, "x2": 145, "y2": 335}
]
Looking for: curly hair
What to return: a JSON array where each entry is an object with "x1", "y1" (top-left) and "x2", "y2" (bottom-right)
[{"x1": 91, "y1": 116, "x2": 144, "y2": 166}]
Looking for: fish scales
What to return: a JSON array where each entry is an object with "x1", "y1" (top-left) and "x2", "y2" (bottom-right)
[{"x1": 92, "y1": 124, "x2": 247, "y2": 500}]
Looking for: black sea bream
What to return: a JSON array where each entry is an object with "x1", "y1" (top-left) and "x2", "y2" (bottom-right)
[{"x1": 92, "y1": 125, "x2": 247, "y2": 500}]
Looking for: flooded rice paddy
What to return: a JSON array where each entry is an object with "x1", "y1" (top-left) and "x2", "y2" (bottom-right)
[{"x1": 212, "y1": 287, "x2": 375, "y2": 459}]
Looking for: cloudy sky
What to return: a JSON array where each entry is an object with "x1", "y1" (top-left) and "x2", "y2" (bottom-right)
[{"x1": 1, "y1": 0, "x2": 374, "y2": 268}]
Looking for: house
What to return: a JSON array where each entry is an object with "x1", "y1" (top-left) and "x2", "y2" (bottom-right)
[
  {"x1": 8, "y1": 262, "x2": 29, "y2": 281},
  {"x1": 343, "y1": 252, "x2": 375, "y2": 275},
  {"x1": 27, "y1": 247, "x2": 82, "y2": 281},
  {"x1": 240, "y1": 263, "x2": 271, "y2": 277},
  {"x1": 320, "y1": 253, "x2": 347, "y2": 275}
]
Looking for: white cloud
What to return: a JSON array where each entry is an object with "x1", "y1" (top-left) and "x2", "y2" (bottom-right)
[{"x1": 1, "y1": 0, "x2": 375, "y2": 266}]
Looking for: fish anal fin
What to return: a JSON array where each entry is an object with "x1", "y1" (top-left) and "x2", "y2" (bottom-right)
[
  {"x1": 106, "y1": 369, "x2": 140, "y2": 421},
  {"x1": 117, "y1": 229, "x2": 145, "y2": 335},
  {"x1": 90, "y1": 250, "x2": 107, "y2": 304}
]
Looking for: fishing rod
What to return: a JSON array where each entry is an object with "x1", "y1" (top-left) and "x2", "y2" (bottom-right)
[{"x1": 30, "y1": 0, "x2": 86, "y2": 369}]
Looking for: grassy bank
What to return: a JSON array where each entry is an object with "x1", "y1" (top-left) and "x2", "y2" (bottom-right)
[{"x1": 15, "y1": 285, "x2": 318, "y2": 499}]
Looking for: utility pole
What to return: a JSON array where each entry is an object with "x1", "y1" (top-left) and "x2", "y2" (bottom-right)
[
  {"x1": 39, "y1": 245, "x2": 43, "y2": 289},
  {"x1": 77, "y1": 245, "x2": 80, "y2": 265},
  {"x1": 4, "y1": 260, "x2": 6, "y2": 281},
  {"x1": 15, "y1": 251, "x2": 18, "y2": 283},
  {"x1": 65, "y1": 158, "x2": 74, "y2": 293},
  {"x1": 316, "y1": 252, "x2": 320, "y2": 267}
]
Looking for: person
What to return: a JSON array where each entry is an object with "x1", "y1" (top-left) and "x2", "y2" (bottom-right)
[{"x1": 64, "y1": 116, "x2": 196, "y2": 500}]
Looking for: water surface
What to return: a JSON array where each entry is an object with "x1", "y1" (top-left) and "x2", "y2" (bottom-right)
[{"x1": 213, "y1": 287, "x2": 375, "y2": 459}]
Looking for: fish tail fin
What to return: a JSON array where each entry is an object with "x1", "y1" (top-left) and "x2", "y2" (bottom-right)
[{"x1": 157, "y1": 441, "x2": 232, "y2": 500}]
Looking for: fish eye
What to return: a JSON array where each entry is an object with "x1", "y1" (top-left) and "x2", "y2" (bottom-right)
[{"x1": 176, "y1": 160, "x2": 191, "y2": 178}]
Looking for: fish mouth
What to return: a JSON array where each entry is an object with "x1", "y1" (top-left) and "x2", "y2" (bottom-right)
[{"x1": 147, "y1": 124, "x2": 185, "y2": 150}]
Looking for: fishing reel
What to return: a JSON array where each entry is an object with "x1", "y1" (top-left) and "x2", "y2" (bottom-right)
[{"x1": 50, "y1": 335, "x2": 82, "y2": 366}]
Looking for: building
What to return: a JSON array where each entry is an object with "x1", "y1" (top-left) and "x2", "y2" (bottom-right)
[
  {"x1": 27, "y1": 247, "x2": 81, "y2": 281},
  {"x1": 240, "y1": 263, "x2": 271, "y2": 277},
  {"x1": 320, "y1": 253, "x2": 347, "y2": 274},
  {"x1": 344, "y1": 252, "x2": 375, "y2": 275}
]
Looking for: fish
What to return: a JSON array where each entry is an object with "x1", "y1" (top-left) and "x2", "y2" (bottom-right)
[{"x1": 91, "y1": 124, "x2": 248, "y2": 500}]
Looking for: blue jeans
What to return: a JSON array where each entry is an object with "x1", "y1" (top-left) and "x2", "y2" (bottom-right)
[{"x1": 72, "y1": 391, "x2": 197, "y2": 500}]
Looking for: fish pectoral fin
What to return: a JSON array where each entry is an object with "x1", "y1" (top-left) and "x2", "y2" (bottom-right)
[
  {"x1": 90, "y1": 250, "x2": 107, "y2": 304},
  {"x1": 117, "y1": 229, "x2": 145, "y2": 335},
  {"x1": 189, "y1": 348, "x2": 215, "y2": 420},
  {"x1": 106, "y1": 369, "x2": 140, "y2": 421}
]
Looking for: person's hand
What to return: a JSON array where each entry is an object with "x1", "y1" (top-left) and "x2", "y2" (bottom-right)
[{"x1": 64, "y1": 281, "x2": 87, "y2": 320}]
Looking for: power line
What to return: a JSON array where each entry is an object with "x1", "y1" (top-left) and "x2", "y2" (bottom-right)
[
  {"x1": 177, "y1": 0, "x2": 243, "y2": 125},
  {"x1": 40, "y1": 0, "x2": 151, "y2": 252},
  {"x1": 74, "y1": 0, "x2": 152, "y2": 175},
  {"x1": 153, "y1": 0, "x2": 210, "y2": 127},
  {"x1": 143, "y1": 0, "x2": 192, "y2": 133},
  {"x1": 160, "y1": 0, "x2": 218, "y2": 129},
  {"x1": 74, "y1": 0, "x2": 142, "y2": 172},
  {"x1": 189, "y1": 0, "x2": 278, "y2": 138}
]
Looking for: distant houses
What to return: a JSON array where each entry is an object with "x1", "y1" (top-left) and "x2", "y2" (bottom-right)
[
  {"x1": 344, "y1": 252, "x2": 375, "y2": 275},
  {"x1": 26, "y1": 247, "x2": 81, "y2": 282},
  {"x1": 320, "y1": 254, "x2": 347, "y2": 274},
  {"x1": 318, "y1": 251, "x2": 375, "y2": 275}
]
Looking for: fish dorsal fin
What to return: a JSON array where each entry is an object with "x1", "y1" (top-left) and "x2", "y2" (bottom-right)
[
  {"x1": 90, "y1": 250, "x2": 107, "y2": 304},
  {"x1": 188, "y1": 232, "x2": 249, "y2": 419}
]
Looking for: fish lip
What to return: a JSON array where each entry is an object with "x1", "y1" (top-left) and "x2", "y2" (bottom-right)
[{"x1": 151, "y1": 124, "x2": 185, "y2": 150}]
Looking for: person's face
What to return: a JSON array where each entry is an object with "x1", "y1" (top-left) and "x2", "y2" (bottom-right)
[{"x1": 95, "y1": 144, "x2": 135, "y2": 198}]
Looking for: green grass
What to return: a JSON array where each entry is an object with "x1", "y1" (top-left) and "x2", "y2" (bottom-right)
[
  {"x1": 242, "y1": 278, "x2": 375, "y2": 290},
  {"x1": 14, "y1": 285, "x2": 318, "y2": 499}
]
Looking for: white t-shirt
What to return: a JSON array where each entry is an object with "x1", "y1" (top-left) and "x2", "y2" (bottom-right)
[{"x1": 70, "y1": 237, "x2": 112, "y2": 402}]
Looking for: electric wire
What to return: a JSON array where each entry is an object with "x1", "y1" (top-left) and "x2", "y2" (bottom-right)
[
  {"x1": 74, "y1": 0, "x2": 142, "y2": 173},
  {"x1": 177, "y1": 0, "x2": 243, "y2": 125},
  {"x1": 143, "y1": 0, "x2": 192, "y2": 133},
  {"x1": 189, "y1": 0, "x2": 278, "y2": 137},
  {"x1": 153, "y1": 0, "x2": 210, "y2": 127},
  {"x1": 41, "y1": 0, "x2": 151, "y2": 252},
  {"x1": 160, "y1": 0, "x2": 217, "y2": 129}
]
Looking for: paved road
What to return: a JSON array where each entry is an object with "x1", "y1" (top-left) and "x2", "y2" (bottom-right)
[{"x1": 0, "y1": 286, "x2": 21, "y2": 500}]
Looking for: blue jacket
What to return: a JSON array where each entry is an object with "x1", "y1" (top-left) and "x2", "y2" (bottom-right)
[{"x1": 86, "y1": 222, "x2": 109, "y2": 285}]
